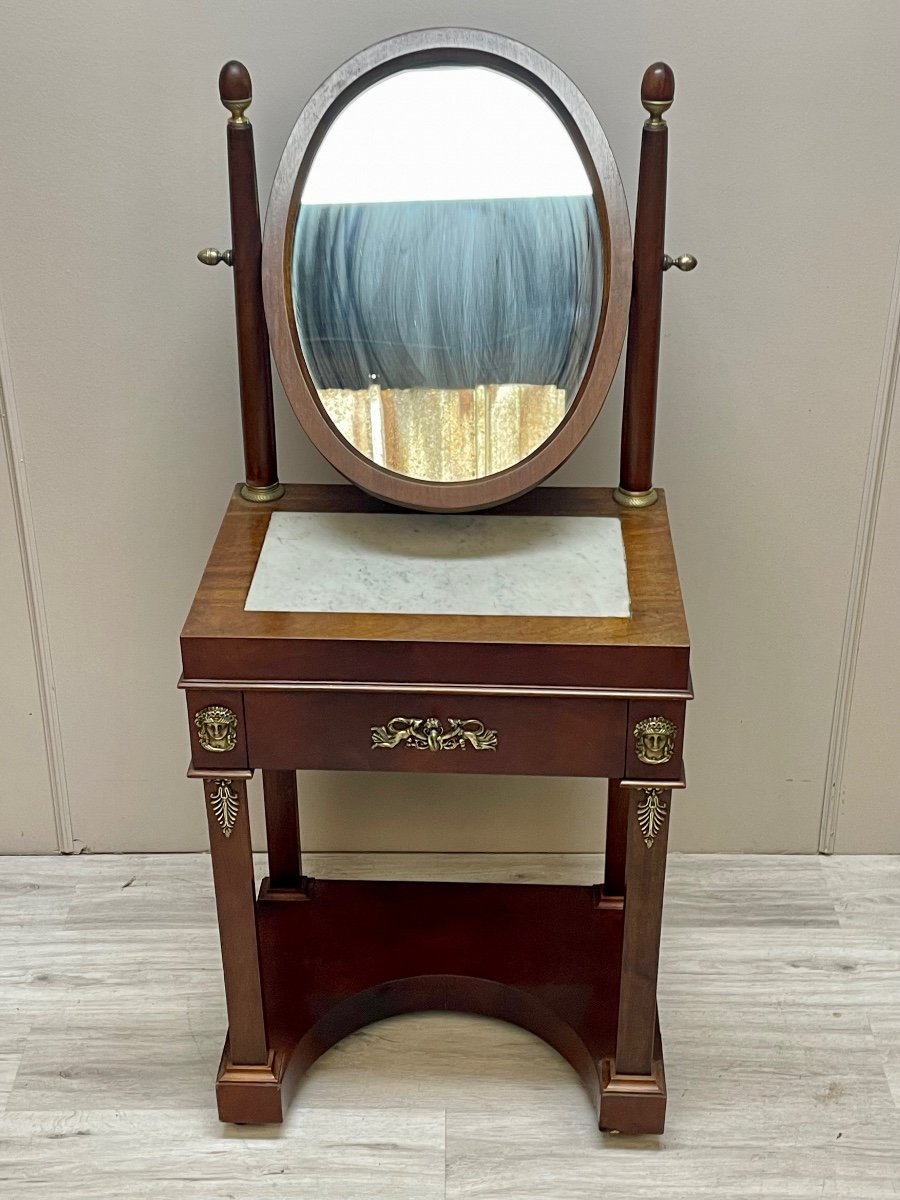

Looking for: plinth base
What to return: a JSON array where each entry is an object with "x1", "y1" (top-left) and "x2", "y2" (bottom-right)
[
  {"x1": 600, "y1": 1050, "x2": 667, "y2": 1134},
  {"x1": 216, "y1": 1045, "x2": 288, "y2": 1124},
  {"x1": 214, "y1": 876, "x2": 666, "y2": 1134}
]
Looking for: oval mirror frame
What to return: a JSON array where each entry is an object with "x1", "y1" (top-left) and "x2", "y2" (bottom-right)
[{"x1": 263, "y1": 28, "x2": 632, "y2": 512}]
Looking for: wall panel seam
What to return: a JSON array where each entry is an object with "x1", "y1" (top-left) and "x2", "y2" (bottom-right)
[
  {"x1": 819, "y1": 237, "x2": 900, "y2": 853},
  {"x1": 0, "y1": 288, "x2": 74, "y2": 853}
]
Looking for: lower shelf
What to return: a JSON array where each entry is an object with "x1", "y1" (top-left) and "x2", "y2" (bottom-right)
[{"x1": 215, "y1": 876, "x2": 666, "y2": 1134}]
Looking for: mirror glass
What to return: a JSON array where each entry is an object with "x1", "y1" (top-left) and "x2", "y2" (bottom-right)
[{"x1": 292, "y1": 65, "x2": 603, "y2": 483}]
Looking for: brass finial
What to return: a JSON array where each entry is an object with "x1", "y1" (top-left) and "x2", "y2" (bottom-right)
[
  {"x1": 197, "y1": 247, "x2": 233, "y2": 267},
  {"x1": 641, "y1": 62, "x2": 675, "y2": 129},
  {"x1": 219, "y1": 61, "x2": 252, "y2": 127},
  {"x1": 663, "y1": 254, "x2": 698, "y2": 272}
]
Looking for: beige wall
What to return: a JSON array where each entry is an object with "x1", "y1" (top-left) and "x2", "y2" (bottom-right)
[
  {"x1": 0, "y1": 1, "x2": 898, "y2": 853},
  {"x1": 0, "y1": 425, "x2": 57, "y2": 852},
  {"x1": 837, "y1": 395, "x2": 900, "y2": 853}
]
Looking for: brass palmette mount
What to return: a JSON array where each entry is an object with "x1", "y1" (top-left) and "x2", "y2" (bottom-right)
[
  {"x1": 197, "y1": 247, "x2": 233, "y2": 267},
  {"x1": 207, "y1": 779, "x2": 239, "y2": 838},
  {"x1": 637, "y1": 788, "x2": 668, "y2": 848}
]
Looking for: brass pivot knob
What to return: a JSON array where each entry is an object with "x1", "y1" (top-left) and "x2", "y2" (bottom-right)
[
  {"x1": 197, "y1": 247, "x2": 233, "y2": 267},
  {"x1": 663, "y1": 254, "x2": 697, "y2": 272}
]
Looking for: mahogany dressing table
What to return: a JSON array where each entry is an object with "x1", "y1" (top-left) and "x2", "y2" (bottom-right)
[{"x1": 184, "y1": 29, "x2": 695, "y2": 1135}]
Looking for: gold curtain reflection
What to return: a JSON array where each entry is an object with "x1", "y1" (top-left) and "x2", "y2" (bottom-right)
[{"x1": 319, "y1": 384, "x2": 566, "y2": 482}]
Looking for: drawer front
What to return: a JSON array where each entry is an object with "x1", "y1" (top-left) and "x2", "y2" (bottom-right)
[{"x1": 244, "y1": 690, "x2": 627, "y2": 777}]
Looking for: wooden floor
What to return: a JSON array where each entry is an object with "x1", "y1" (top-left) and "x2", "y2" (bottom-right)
[{"x1": 1, "y1": 852, "x2": 899, "y2": 1197}]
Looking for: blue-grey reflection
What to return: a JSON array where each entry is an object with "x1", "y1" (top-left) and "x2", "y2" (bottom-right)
[{"x1": 293, "y1": 195, "x2": 602, "y2": 396}]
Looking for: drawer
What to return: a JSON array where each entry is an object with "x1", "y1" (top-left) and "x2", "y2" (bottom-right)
[{"x1": 243, "y1": 689, "x2": 628, "y2": 777}]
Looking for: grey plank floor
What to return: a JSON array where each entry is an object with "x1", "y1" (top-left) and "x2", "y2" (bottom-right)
[{"x1": 0, "y1": 852, "x2": 899, "y2": 1198}]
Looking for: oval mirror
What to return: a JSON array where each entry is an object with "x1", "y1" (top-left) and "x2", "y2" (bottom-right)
[{"x1": 264, "y1": 30, "x2": 631, "y2": 511}]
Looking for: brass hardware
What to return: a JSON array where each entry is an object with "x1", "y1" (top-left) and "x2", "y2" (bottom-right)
[
  {"x1": 225, "y1": 97, "x2": 251, "y2": 126},
  {"x1": 187, "y1": 765, "x2": 252, "y2": 781},
  {"x1": 637, "y1": 788, "x2": 668, "y2": 848},
  {"x1": 663, "y1": 254, "x2": 697, "y2": 272},
  {"x1": 634, "y1": 715, "x2": 678, "y2": 765},
  {"x1": 194, "y1": 705, "x2": 238, "y2": 753},
  {"x1": 197, "y1": 247, "x2": 233, "y2": 267},
  {"x1": 642, "y1": 98, "x2": 673, "y2": 128},
  {"x1": 180, "y1": 678, "x2": 695, "y2": 701},
  {"x1": 613, "y1": 486, "x2": 658, "y2": 508},
  {"x1": 207, "y1": 779, "x2": 239, "y2": 838},
  {"x1": 240, "y1": 481, "x2": 286, "y2": 503},
  {"x1": 372, "y1": 716, "x2": 498, "y2": 752},
  {"x1": 622, "y1": 775, "x2": 686, "y2": 790}
]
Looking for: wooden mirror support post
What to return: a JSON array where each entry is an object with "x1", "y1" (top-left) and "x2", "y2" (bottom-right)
[
  {"x1": 198, "y1": 61, "x2": 284, "y2": 503},
  {"x1": 615, "y1": 62, "x2": 696, "y2": 509}
]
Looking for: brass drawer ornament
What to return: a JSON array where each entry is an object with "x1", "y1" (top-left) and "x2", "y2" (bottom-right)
[
  {"x1": 207, "y1": 779, "x2": 239, "y2": 837},
  {"x1": 637, "y1": 787, "x2": 668, "y2": 848},
  {"x1": 195, "y1": 704, "x2": 238, "y2": 752},
  {"x1": 634, "y1": 715, "x2": 677, "y2": 764},
  {"x1": 372, "y1": 716, "x2": 498, "y2": 752}
]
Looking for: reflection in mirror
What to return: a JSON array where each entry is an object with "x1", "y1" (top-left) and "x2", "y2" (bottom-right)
[{"x1": 293, "y1": 65, "x2": 603, "y2": 483}]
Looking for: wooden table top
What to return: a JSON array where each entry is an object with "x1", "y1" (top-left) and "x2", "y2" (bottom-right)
[{"x1": 181, "y1": 484, "x2": 690, "y2": 692}]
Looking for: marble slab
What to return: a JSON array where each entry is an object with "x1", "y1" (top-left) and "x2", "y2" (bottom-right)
[{"x1": 244, "y1": 511, "x2": 630, "y2": 618}]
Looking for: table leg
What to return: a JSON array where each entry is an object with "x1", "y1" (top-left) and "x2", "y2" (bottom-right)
[
  {"x1": 202, "y1": 775, "x2": 269, "y2": 1065},
  {"x1": 603, "y1": 778, "x2": 628, "y2": 897},
  {"x1": 262, "y1": 769, "x2": 302, "y2": 888},
  {"x1": 599, "y1": 785, "x2": 670, "y2": 1131},
  {"x1": 615, "y1": 786, "x2": 671, "y2": 1075}
]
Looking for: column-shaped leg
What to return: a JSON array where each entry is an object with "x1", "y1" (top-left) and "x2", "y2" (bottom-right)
[
  {"x1": 262, "y1": 769, "x2": 302, "y2": 888},
  {"x1": 601, "y1": 786, "x2": 670, "y2": 1133},
  {"x1": 203, "y1": 775, "x2": 269, "y2": 1065},
  {"x1": 616, "y1": 786, "x2": 671, "y2": 1073},
  {"x1": 603, "y1": 779, "x2": 628, "y2": 897}
]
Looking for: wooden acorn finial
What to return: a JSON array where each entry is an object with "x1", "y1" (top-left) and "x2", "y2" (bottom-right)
[
  {"x1": 641, "y1": 62, "x2": 674, "y2": 127},
  {"x1": 219, "y1": 60, "x2": 252, "y2": 125}
]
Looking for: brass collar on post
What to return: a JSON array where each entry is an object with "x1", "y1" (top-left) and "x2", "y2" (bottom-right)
[
  {"x1": 642, "y1": 98, "x2": 672, "y2": 129},
  {"x1": 614, "y1": 487, "x2": 659, "y2": 508},
  {"x1": 240, "y1": 482, "x2": 285, "y2": 503},
  {"x1": 225, "y1": 98, "x2": 251, "y2": 127}
]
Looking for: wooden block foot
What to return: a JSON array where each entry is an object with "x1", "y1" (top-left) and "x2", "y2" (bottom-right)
[
  {"x1": 215, "y1": 1042, "x2": 290, "y2": 1124},
  {"x1": 599, "y1": 1043, "x2": 667, "y2": 1134}
]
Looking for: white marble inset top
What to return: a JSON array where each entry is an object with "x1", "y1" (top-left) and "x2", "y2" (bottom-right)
[{"x1": 244, "y1": 511, "x2": 630, "y2": 618}]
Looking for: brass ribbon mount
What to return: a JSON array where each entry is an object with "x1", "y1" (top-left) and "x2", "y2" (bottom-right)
[{"x1": 372, "y1": 716, "x2": 498, "y2": 753}]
